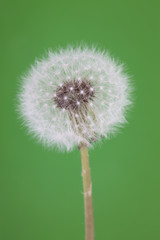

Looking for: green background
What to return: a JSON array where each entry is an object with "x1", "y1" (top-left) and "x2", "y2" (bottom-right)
[{"x1": 1, "y1": 0, "x2": 160, "y2": 239}]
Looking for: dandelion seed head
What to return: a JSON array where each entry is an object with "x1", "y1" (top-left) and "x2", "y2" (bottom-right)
[{"x1": 18, "y1": 46, "x2": 132, "y2": 151}]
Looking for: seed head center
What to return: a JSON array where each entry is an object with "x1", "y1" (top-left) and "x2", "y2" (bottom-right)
[{"x1": 54, "y1": 79, "x2": 95, "y2": 111}]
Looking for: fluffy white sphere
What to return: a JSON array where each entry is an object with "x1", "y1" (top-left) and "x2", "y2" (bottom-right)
[{"x1": 18, "y1": 46, "x2": 132, "y2": 151}]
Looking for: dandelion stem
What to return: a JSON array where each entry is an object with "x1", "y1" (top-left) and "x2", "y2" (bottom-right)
[{"x1": 80, "y1": 143, "x2": 94, "y2": 240}]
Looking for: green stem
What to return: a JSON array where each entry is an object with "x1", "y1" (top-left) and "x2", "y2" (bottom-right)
[{"x1": 80, "y1": 143, "x2": 94, "y2": 240}]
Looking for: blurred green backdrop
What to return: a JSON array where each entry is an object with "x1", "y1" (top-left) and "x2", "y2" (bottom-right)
[{"x1": 1, "y1": 0, "x2": 160, "y2": 239}]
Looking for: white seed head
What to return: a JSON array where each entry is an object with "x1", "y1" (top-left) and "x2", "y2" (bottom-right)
[{"x1": 18, "y1": 46, "x2": 132, "y2": 151}]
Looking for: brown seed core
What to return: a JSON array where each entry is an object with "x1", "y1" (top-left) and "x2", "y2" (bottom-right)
[{"x1": 54, "y1": 79, "x2": 95, "y2": 111}]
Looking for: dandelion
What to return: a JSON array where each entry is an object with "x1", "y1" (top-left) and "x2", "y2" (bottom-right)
[{"x1": 18, "y1": 46, "x2": 132, "y2": 240}]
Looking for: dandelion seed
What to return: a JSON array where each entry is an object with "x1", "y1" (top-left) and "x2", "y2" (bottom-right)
[{"x1": 90, "y1": 87, "x2": 94, "y2": 92}]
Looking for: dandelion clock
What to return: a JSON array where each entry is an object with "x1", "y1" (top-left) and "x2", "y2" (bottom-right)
[{"x1": 18, "y1": 46, "x2": 132, "y2": 240}]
